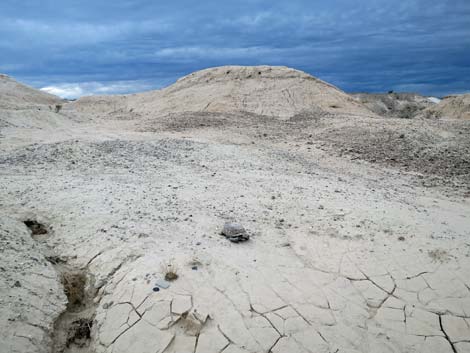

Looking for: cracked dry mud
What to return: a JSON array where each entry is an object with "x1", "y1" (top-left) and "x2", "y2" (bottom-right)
[{"x1": 1, "y1": 66, "x2": 470, "y2": 353}]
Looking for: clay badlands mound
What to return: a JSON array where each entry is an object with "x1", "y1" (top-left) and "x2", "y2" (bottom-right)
[
  {"x1": 421, "y1": 94, "x2": 470, "y2": 120},
  {"x1": 128, "y1": 66, "x2": 374, "y2": 118},
  {"x1": 0, "y1": 74, "x2": 61, "y2": 108},
  {"x1": 67, "y1": 66, "x2": 374, "y2": 121},
  {"x1": 1, "y1": 66, "x2": 470, "y2": 353}
]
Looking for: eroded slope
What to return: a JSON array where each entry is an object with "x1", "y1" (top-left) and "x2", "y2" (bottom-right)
[{"x1": 420, "y1": 94, "x2": 470, "y2": 120}]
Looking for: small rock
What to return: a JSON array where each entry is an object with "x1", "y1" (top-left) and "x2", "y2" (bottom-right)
[
  {"x1": 221, "y1": 222, "x2": 250, "y2": 243},
  {"x1": 152, "y1": 287, "x2": 160, "y2": 292},
  {"x1": 155, "y1": 279, "x2": 170, "y2": 289}
]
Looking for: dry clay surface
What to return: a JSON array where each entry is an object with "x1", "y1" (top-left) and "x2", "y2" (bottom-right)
[{"x1": 1, "y1": 67, "x2": 470, "y2": 353}]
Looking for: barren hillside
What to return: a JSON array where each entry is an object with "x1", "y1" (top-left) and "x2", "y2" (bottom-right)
[
  {"x1": 128, "y1": 66, "x2": 376, "y2": 119},
  {"x1": 0, "y1": 74, "x2": 62, "y2": 109},
  {"x1": 420, "y1": 94, "x2": 470, "y2": 119}
]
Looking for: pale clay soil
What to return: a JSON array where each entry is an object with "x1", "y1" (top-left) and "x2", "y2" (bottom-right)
[{"x1": 1, "y1": 66, "x2": 470, "y2": 353}]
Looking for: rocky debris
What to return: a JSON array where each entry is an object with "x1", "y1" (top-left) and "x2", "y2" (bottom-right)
[
  {"x1": 313, "y1": 116, "x2": 470, "y2": 190},
  {"x1": 221, "y1": 223, "x2": 250, "y2": 243},
  {"x1": 352, "y1": 92, "x2": 437, "y2": 119},
  {"x1": 0, "y1": 139, "x2": 198, "y2": 173}
]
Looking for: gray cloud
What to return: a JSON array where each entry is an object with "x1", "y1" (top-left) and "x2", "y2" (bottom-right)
[{"x1": 1, "y1": 0, "x2": 469, "y2": 97}]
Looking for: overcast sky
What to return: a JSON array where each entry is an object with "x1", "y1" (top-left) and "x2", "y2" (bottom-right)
[{"x1": 1, "y1": 0, "x2": 469, "y2": 98}]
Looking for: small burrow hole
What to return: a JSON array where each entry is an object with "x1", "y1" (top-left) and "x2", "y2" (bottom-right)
[
  {"x1": 66, "y1": 318, "x2": 93, "y2": 348},
  {"x1": 45, "y1": 255, "x2": 66, "y2": 265},
  {"x1": 24, "y1": 220, "x2": 48, "y2": 236}
]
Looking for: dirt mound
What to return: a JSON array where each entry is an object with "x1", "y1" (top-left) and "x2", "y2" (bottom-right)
[
  {"x1": 0, "y1": 74, "x2": 62, "y2": 109},
  {"x1": 129, "y1": 66, "x2": 375, "y2": 119},
  {"x1": 0, "y1": 76, "x2": 90, "y2": 140},
  {"x1": 420, "y1": 94, "x2": 470, "y2": 119},
  {"x1": 352, "y1": 92, "x2": 438, "y2": 119}
]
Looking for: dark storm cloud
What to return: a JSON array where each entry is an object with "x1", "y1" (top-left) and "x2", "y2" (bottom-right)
[{"x1": 0, "y1": 0, "x2": 469, "y2": 98}]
